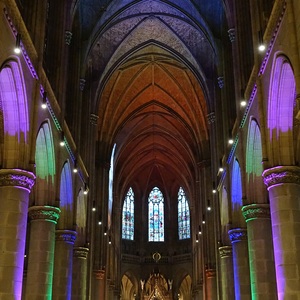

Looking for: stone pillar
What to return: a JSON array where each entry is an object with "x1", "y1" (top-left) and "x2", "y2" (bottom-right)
[
  {"x1": 263, "y1": 166, "x2": 300, "y2": 299},
  {"x1": 93, "y1": 269, "x2": 106, "y2": 299},
  {"x1": 205, "y1": 269, "x2": 217, "y2": 300},
  {"x1": 0, "y1": 169, "x2": 35, "y2": 300},
  {"x1": 218, "y1": 246, "x2": 235, "y2": 300},
  {"x1": 72, "y1": 247, "x2": 89, "y2": 300},
  {"x1": 242, "y1": 203, "x2": 277, "y2": 299},
  {"x1": 52, "y1": 230, "x2": 77, "y2": 300},
  {"x1": 25, "y1": 206, "x2": 61, "y2": 299},
  {"x1": 228, "y1": 228, "x2": 251, "y2": 299}
]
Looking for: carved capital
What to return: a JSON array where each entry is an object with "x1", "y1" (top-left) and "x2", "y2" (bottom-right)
[
  {"x1": 90, "y1": 114, "x2": 99, "y2": 126},
  {"x1": 242, "y1": 203, "x2": 270, "y2": 221},
  {"x1": 79, "y1": 78, "x2": 86, "y2": 91},
  {"x1": 217, "y1": 76, "x2": 224, "y2": 89},
  {"x1": 0, "y1": 169, "x2": 35, "y2": 191},
  {"x1": 65, "y1": 31, "x2": 72, "y2": 45},
  {"x1": 94, "y1": 269, "x2": 105, "y2": 280},
  {"x1": 74, "y1": 247, "x2": 89, "y2": 259},
  {"x1": 263, "y1": 166, "x2": 300, "y2": 189},
  {"x1": 218, "y1": 246, "x2": 232, "y2": 258},
  {"x1": 56, "y1": 230, "x2": 77, "y2": 244},
  {"x1": 228, "y1": 228, "x2": 247, "y2": 243},
  {"x1": 207, "y1": 112, "x2": 215, "y2": 124},
  {"x1": 228, "y1": 28, "x2": 236, "y2": 42},
  {"x1": 205, "y1": 269, "x2": 216, "y2": 278},
  {"x1": 28, "y1": 206, "x2": 60, "y2": 223}
]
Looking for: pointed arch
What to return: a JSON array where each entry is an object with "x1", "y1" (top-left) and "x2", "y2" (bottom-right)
[
  {"x1": 246, "y1": 118, "x2": 264, "y2": 203},
  {"x1": 178, "y1": 187, "x2": 190, "y2": 240},
  {"x1": 268, "y1": 55, "x2": 295, "y2": 165},
  {"x1": 231, "y1": 158, "x2": 243, "y2": 226},
  {"x1": 148, "y1": 187, "x2": 164, "y2": 242},
  {"x1": 76, "y1": 188, "x2": 87, "y2": 245},
  {"x1": 0, "y1": 59, "x2": 29, "y2": 168},
  {"x1": 122, "y1": 187, "x2": 135, "y2": 240},
  {"x1": 59, "y1": 160, "x2": 73, "y2": 228},
  {"x1": 35, "y1": 121, "x2": 56, "y2": 205}
]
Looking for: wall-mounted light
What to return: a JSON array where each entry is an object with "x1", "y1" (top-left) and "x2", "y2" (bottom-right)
[
  {"x1": 92, "y1": 201, "x2": 96, "y2": 212},
  {"x1": 202, "y1": 215, "x2": 206, "y2": 224},
  {"x1": 218, "y1": 159, "x2": 224, "y2": 173},
  {"x1": 212, "y1": 181, "x2": 217, "y2": 194},
  {"x1": 83, "y1": 183, "x2": 88, "y2": 195},
  {"x1": 228, "y1": 130, "x2": 234, "y2": 145},
  {"x1": 14, "y1": 33, "x2": 21, "y2": 54},
  {"x1": 195, "y1": 234, "x2": 199, "y2": 243},
  {"x1": 73, "y1": 159, "x2": 78, "y2": 173},
  {"x1": 207, "y1": 199, "x2": 212, "y2": 211},
  {"x1": 41, "y1": 91, "x2": 47, "y2": 109},
  {"x1": 60, "y1": 131, "x2": 65, "y2": 147},
  {"x1": 258, "y1": 30, "x2": 266, "y2": 52},
  {"x1": 108, "y1": 236, "x2": 111, "y2": 245},
  {"x1": 104, "y1": 227, "x2": 107, "y2": 236},
  {"x1": 198, "y1": 225, "x2": 202, "y2": 235},
  {"x1": 98, "y1": 219, "x2": 102, "y2": 225}
]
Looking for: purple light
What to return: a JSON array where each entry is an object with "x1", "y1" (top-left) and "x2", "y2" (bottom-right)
[{"x1": 0, "y1": 61, "x2": 28, "y2": 141}]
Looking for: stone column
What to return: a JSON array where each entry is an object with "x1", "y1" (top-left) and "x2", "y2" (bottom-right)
[
  {"x1": 242, "y1": 203, "x2": 277, "y2": 299},
  {"x1": 52, "y1": 230, "x2": 77, "y2": 300},
  {"x1": 93, "y1": 269, "x2": 106, "y2": 299},
  {"x1": 263, "y1": 166, "x2": 300, "y2": 299},
  {"x1": 0, "y1": 169, "x2": 35, "y2": 300},
  {"x1": 228, "y1": 228, "x2": 251, "y2": 299},
  {"x1": 72, "y1": 247, "x2": 89, "y2": 300},
  {"x1": 218, "y1": 246, "x2": 235, "y2": 300},
  {"x1": 205, "y1": 269, "x2": 217, "y2": 300},
  {"x1": 25, "y1": 206, "x2": 61, "y2": 299}
]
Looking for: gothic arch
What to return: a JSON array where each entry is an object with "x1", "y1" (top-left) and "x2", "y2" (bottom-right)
[
  {"x1": 75, "y1": 188, "x2": 87, "y2": 245},
  {"x1": 0, "y1": 59, "x2": 29, "y2": 168},
  {"x1": 58, "y1": 160, "x2": 74, "y2": 229},
  {"x1": 267, "y1": 54, "x2": 296, "y2": 166},
  {"x1": 34, "y1": 120, "x2": 56, "y2": 206},
  {"x1": 246, "y1": 118, "x2": 264, "y2": 203},
  {"x1": 231, "y1": 158, "x2": 244, "y2": 227}
]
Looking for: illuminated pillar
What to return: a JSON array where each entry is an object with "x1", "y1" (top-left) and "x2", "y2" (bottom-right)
[
  {"x1": 0, "y1": 169, "x2": 35, "y2": 300},
  {"x1": 218, "y1": 246, "x2": 234, "y2": 300},
  {"x1": 52, "y1": 230, "x2": 77, "y2": 299},
  {"x1": 72, "y1": 247, "x2": 89, "y2": 299},
  {"x1": 242, "y1": 203, "x2": 277, "y2": 299},
  {"x1": 263, "y1": 166, "x2": 300, "y2": 299},
  {"x1": 25, "y1": 206, "x2": 60, "y2": 299},
  {"x1": 205, "y1": 269, "x2": 217, "y2": 300},
  {"x1": 93, "y1": 269, "x2": 106, "y2": 299},
  {"x1": 229, "y1": 228, "x2": 251, "y2": 299}
]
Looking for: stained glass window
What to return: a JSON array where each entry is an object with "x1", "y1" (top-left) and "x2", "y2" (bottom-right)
[
  {"x1": 148, "y1": 187, "x2": 164, "y2": 242},
  {"x1": 122, "y1": 187, "x2": 134, "y2": 240},
  {"x1": 178, "y1": 187, "x2": 190, "y2": 240}
]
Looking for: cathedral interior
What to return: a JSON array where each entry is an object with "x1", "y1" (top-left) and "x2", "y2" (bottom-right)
[{"x1": 0, "y1": 0, "x2": 300, "y2": 299}]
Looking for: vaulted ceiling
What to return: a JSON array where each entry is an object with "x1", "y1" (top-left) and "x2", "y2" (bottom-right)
[{"x1": 77, "y1": 0, "x2": 226, "y2": 203}]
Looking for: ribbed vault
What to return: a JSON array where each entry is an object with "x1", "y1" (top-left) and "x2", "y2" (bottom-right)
[{"x1": 97, "y1": 44, "x2": 209, "y2": 200}]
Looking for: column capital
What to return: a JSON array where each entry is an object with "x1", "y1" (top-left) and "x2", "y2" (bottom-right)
[
  {"x1": 0, "y1": 169, "x2": 35, "y2": 191},
  {"x1": 228, "y1": 228, "x2": 247, "y2": 243},
  {"x1": 74, "y1": 247, "x2": 89, "y2": 259},
  {"x1": 263, "y1": 166, "x2": 300, "y2": 189},
  {"x1": 94, "y1": 269, "x2": 105, "y2": 280},
  {"x1": 242, "y1": 203, "x2": 270, "y2": 221},
  {"x1": 205, "y1": 269, "x2": 216, "y2": 278},
  {"x1": 228, "y1": 28, "x2": 236, "y2": 42},
  {"x1": 56, "y1": 230, "x2": 77, "y2": 244},
  {"x1": 218, "y1": 245, "x2": 232, "y2": 258},
  {"x1": 28, "y1": 205, "x2": 61, "y2": 223}
]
